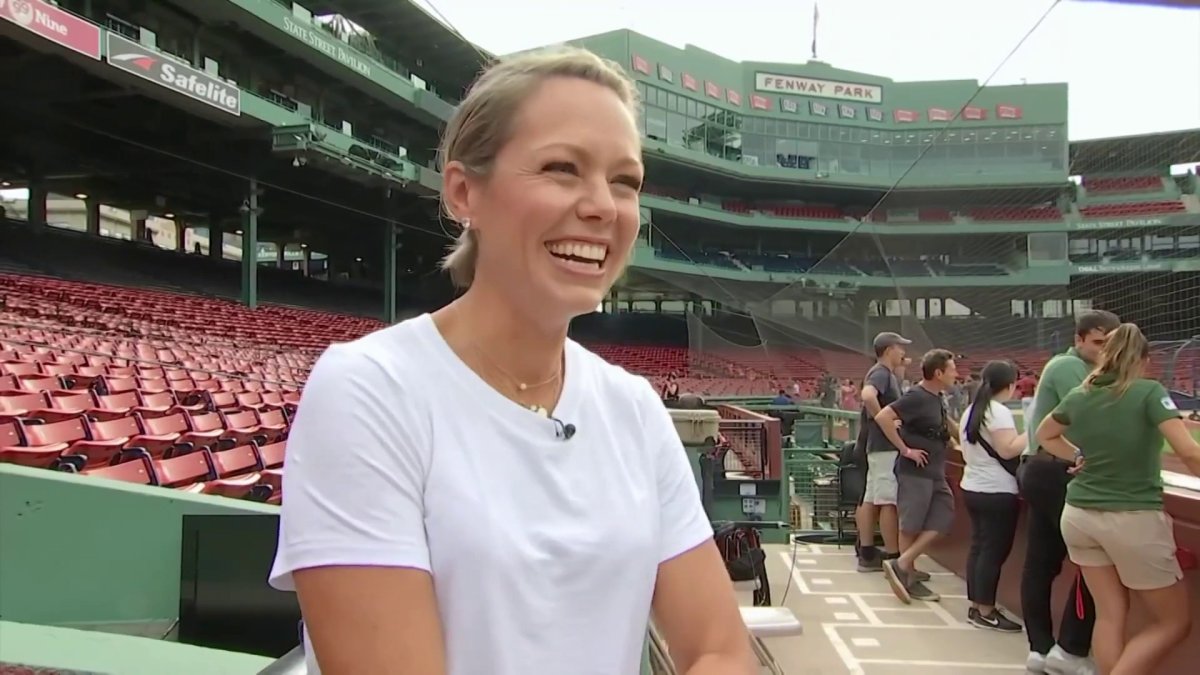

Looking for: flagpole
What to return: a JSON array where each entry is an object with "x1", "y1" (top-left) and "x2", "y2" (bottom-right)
[{"x1": 812, "y1": 3, "x2": 820, "y2": 60}]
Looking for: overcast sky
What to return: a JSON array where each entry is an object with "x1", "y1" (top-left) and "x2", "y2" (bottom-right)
[{"x1": 413, "y1": 0, "x2": 1200, "y2": 141}]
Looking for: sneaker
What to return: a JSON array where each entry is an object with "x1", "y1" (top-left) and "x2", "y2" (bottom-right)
[
  {"x1": 906, "y1": 580, "x2": 940, "y2": 602},
  {"x1": 968, "y1": 608, "x2": 1022, "y2": 633},
  {"x1": 882, "y1": 559, "x2": 912, "y2": 604},
  {"x1": 1045, "y1": 646, "x2": 1097, "y2": 675},
  {"x1": 857, "y1": 556, "x2": 883, "y2": 572},
  {"x1": 883, "y1": 551, "x2": 930, "y2": 582},
  {"x1": 1026, "y1": 651, "x2": 1048, "y2": 674}
]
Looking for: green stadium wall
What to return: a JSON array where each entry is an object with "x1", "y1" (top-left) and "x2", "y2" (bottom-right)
[{"x1": 0, "y1": 464, "x2": 276, "y2": 632}]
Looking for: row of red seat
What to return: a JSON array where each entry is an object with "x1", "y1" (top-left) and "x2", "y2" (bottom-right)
[
  {"x1": 2, "y1": 388, "x2": 289, "y2": 502},
  {"x1": 641, "y1": 176, "x2": 1184, "y2": 224},
  {"x1": 1084, "y1": 175, "x2": 1163, "y2": 194},
  {"x1": 1, "y1": 273, "x2": 381, "y2": 352},
  {"x1": 1, "y1": 395, "x2": 288, "y2": 467},
  {"x1": 76, "y1": 439, "x2": 284, "y2": 503}
]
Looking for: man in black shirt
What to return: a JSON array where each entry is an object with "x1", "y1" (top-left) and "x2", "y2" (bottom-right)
[
  {"x1": 854, "y1": 332, "x2": 911, "y2": 572},
  {"x1": 876, "y1": 349, "x2": 960, "y2": 603}
]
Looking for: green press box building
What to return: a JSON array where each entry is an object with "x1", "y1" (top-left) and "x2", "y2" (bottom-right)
[{"x1": 575, "y1": 30, "x2": 1069, "y2": 188}]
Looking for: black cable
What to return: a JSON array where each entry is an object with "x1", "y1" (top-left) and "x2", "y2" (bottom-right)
[{"x1": 778, "y1": 531, "x2": 802, "y2": 607}]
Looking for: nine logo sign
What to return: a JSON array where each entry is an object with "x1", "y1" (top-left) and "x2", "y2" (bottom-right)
[{"x1": 0, "y1": 0, "x2": 101, "y2": 59}]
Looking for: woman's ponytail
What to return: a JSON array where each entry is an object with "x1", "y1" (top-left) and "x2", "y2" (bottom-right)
[{"x1": 964, "y1": 360, "x2": 1019, "y2": 445}]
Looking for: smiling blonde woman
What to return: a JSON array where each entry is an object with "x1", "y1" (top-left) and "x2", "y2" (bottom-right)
[{"x1": 268, "y1": 47, "x2": 755, "y2": 675}]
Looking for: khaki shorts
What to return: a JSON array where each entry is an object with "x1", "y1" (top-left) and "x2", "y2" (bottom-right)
[
  {"x1": 862, "y1": 451, "x2": 898, "y2": 506},
  {"x1": 1061, "y1": 504, "x2": 1183, "y2": 591}
]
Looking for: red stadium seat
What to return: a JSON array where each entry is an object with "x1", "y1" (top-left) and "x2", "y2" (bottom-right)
[
  {"x1": 86, "y1": 455, "x2": 156, "y2": 486},
  {"x1": 201, "y1": 444, "x2": 266, "y2": 499},
  {"x1": 153, "y1": 451, "x2": 216, "y2": 491}
]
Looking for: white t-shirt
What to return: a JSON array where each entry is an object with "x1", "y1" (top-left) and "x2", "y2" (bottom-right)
[
  {"x1": 268, "y1": 314, "x2": 713, "y2": 675},
  {"x1": 958, "y1": 400, "x2": 1019, "y2": 494}
]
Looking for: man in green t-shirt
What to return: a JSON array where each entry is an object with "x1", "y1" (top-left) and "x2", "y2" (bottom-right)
[{"x1": 1018, "y1": 309, "x2": 1119, "y2": 675}]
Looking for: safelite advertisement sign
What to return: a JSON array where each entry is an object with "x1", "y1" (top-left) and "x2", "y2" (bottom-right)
[
  {"x1": 105, "y1": 32, "x2": 242, "y2": 116},
  {"x1": 0, "y1": 0, "x2": 101, "y2": 59}
]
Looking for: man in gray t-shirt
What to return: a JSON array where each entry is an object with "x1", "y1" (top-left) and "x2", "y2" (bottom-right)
[
  {"x1": 861, "y1": 363, "x2": 901, "y2": 453},
  {"x1": 854, "y1": 332, "x2": 911, "y2": 572},
  {"x1": 876, "y1": 349, "x2": 960, "y2": 603}
]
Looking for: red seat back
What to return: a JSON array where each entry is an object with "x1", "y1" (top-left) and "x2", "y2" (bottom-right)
[
  {"x1": 0, "y1": 391, "x2": 48, "y2": 413},
  {"x1": 88, "y1": 456, "x2": 155, "y2": 485},
  {"x1": 258, "y1": 441, "x2": 285, "y2": 469},
  {"x1": 22, "y1": 417, "x2": 88, "y2": 447},
  {"x1": 154, "y1": 451, "x2": 214, "y2": 488},
  {"x1": 212, "y1": 445, "x2": 261, "y2": 477}
]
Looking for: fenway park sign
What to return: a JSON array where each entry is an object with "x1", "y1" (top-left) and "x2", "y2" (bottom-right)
[
  {"x1": 755, "y1": 72, "x2": 883, "y2": 104},
  {"x1": 105, "y1": 33, "x2": 241, "y2": 116}
]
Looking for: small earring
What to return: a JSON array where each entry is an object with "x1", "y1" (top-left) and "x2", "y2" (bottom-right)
[{"x1": 461, "y1": 218, "x2": 471, "y2": 231}]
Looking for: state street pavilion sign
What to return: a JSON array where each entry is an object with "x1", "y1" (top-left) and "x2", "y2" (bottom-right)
[{"x1": 754, "y1": 72, "x2": 883, "y2": 104}]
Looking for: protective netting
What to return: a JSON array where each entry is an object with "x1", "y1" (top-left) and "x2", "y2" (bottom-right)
[
  {"x1": 635, "y1": 0, "x2": 1200, "y2": 391},
  {"x1": 1155, "y1": 339, "x2": 1200, "y2": 397}
]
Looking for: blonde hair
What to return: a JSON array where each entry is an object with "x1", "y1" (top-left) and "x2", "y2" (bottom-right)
[
  {"x1": 1083, "y1": 322, "x2": 1150, "y2": 397},
  {"x1": 437, "y1": 46, "x2": 641, "y2": 288}
]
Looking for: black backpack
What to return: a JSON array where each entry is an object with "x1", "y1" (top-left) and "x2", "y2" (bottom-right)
[{"x1": 838, "y1": 439, "x2": 867, "y2": 507}]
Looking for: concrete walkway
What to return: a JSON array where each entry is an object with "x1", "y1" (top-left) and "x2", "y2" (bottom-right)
[{"x1": 754, "y1": 543, "x2": 1033, "y2": 674}]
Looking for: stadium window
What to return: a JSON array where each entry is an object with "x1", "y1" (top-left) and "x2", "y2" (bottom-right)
[
  {"x1": 645, "y1": 108, "x2": 667, "y2": 142},
  {"x1": 1149, "y1": 234, "x2": 1175, "y2": 251},
  {"x1": 948, "y1": 145, "x2": 975, "y2": 161},
  {"x1": 1069, "y1": 238, "x2": 1093, "y2": 255},
  {"x1": 666, "y1": 112, "x2": 688, "y2": 147},
  {"x1": 1041, "y1": 301, "x2": 1068, "y2": 319},
  {"x1": 1007, "y1": 142, "x2": 1035, "y2": 157},
  {"x1": 978, "y1": 143, "x2": 1005, "y2": 159}
]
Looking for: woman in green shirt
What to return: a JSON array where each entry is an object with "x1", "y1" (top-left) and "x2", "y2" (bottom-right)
[{"x1": 1036, "y1": 323, "x2": 1200, "y2": 675}]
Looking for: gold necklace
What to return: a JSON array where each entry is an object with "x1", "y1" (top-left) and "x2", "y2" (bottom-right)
[{"x1": 472, "y1": 345, "x2": 562, "y2": 416}]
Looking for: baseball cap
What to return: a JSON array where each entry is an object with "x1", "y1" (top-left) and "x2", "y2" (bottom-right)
[{"x1": 873, "y1": 332, "x2": 912, "y2": 356}]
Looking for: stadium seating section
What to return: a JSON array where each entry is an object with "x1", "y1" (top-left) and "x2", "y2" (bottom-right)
[
  {"x1": 640, "y1": 176, "x2": 1196, "y2": 277},
  {"x1": 3, "y1": 269, "x2": 1197, "y2": 499}
]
